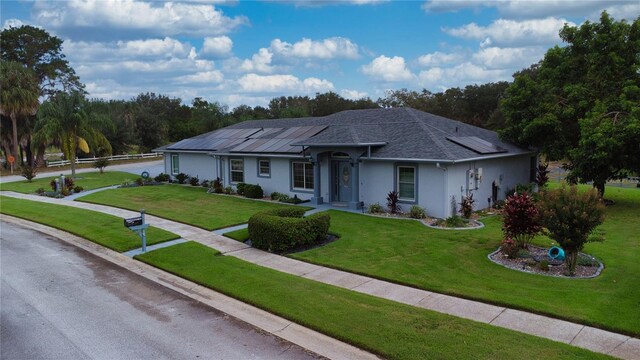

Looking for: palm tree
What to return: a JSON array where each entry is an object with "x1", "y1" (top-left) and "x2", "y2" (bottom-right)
[
  {"x1": 35, "y1": 91, "x2": 110, "y2": 176},
  {"x1": 0, "y1": 61, "x2": 39, "y2": 169}
]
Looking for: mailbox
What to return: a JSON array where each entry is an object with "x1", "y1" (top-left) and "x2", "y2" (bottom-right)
[{"x1": 124, "y1": 217, "x2": 143, "y2": 228}]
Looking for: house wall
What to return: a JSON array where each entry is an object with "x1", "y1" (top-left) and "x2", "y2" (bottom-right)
[
  {"x1": 166, "y1": 153, "x2": 217, "y2": 181},
  {"x1": 444, "y1": 154, "x2": 533, "y2": 215}
]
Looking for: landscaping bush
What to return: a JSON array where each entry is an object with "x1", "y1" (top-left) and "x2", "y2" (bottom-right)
[
  {"x1": 368, "y1": 202, "x2": 384, "y2": 214},
  {"x1": 212, "y1": 177, "x2": 223, "y2": 194},
  {"x1": 441, "y1": 215, "x2": 467, "y2": 228},
  {"x1": 20, "y1": 165, "x2": 37, "y2": 182},
  {"x1": 74, "y1": 185, "x2": 84, "y2": 193},
  {"x1": 243, "y1": 184, "x2": 263, "y2": 199},
  {"x1": 536, "y1": 162, "x2": 550, "y2": 188},
  {"x1": 459, "y1": 193, "x2": 475, "y2": 219},
  {"x1": 539, "y1": 184, "x2": 605, "y2": 275},
  {"x1": 248, "y1": 208, "x2": 330, "y2": 253},
  {"x1": 270, "y1": 192, "x2": 282, "y2": 200},
  {"x1": 189, "y1": 176, "x2": 200, "y2": 186},
  {"x1": 36, "y1": 187, "x2": 45, "y2": 195},
  {"x1": 502, "y1": 192, "x2": 542, "y2": 249},
  {"x1": 236, "y1": 182, "x2": 246, "y2": 196},
  {"x1": 500, "y1": 237, "x2": 519, "y2": 259},
  {"x1": 175, "y1": 173, "x2": 189, "y2": 184},
  {"x1": 224, "y1": 186, "x2": 233, "y2": 195},
  {"x1": 93, "y1": 158, "x2": 109, "y2": 174},
  {"x1": 154, "y1": 173, "x2": 170, "y2": 182},
  {"x1": 201, "y1": 179, "x2": 209, "y2": 188},
  {"x1": 49, "y1": 179, "x2": 57, "y2": 191},
  {"x1": 387, "y1": 191, "x2": 401, "y2": 214},
  {"x1": 64, "y1": 177, "x2": 75, "y2": 191},
  {"x1": 282, "y1": 194, "x2": 306, "y2": 204},
  {"x1": 409, "y1": 205, "x2": 426, "y2": 219},
  {"x1": 135, "y1": 177, "x2": 145, "y2": 186}
]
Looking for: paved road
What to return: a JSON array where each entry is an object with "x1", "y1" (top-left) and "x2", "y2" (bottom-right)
[{"x1": 0, "y1": 222, "x2": 319, "y2": 360}]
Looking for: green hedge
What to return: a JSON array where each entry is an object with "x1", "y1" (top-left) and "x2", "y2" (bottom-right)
[
  {"x1": 244, "y1": 184, "x2": 264, "y2": 199},
  {"x1": 248, "y1": 208, "x2": 330, "y2": 253}
]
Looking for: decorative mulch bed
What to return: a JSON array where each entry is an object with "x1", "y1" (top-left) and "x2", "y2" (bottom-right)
[{"x1": 489, "y1": 245, "x2": 603, "y2": 278}]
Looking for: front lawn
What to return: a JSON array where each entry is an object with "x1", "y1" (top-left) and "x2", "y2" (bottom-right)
[
  {"x1": 136, "y1": 241, "x2": 607, "y2": 360},
  {"x1": 291, "y1": 185, "x2": 640, "y2": 336},
  {"x1": 0, "y1": 171, "x2": 136, "y2": 194},
  {"x1": 0, "y1": 196, "x2": 179, "y2": 252},
  {"x1": 223, "y1": 228, "x2": 249, "y2": 242},
  {"x1": 78, "y1": 185, "x2": 311, "y2": 230}
]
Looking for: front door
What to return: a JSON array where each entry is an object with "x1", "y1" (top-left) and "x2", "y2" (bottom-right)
[{"x1": 332, "y1": 161, "x2": 352, "y2": 202}]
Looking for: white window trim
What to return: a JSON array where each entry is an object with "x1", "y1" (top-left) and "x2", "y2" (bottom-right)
[
  {"x1": 397, "y1": 165, "x2": 416, "y2": 201},
  {"x1": 292, "y1": 161, "x2": 313, "y2": 190},
  {"x1": 230, "y1": 159, "x2": 244, "y2": 183},
  {"x1": 171, "y1": 154, "x2": 179, "y2": 175},
  {"x1": 258, "y1": 159, "x2": 271, "y2": 177}
]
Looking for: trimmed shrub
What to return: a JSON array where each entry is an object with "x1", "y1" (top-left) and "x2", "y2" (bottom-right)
[
  {"x1": 154, "y1": 173, "x2": 170, "y2": 182},
  {"x1": 409, "y1": 205, "x2": 426, "y2": 219},
  {"x1": 502, "y1": 192, "x2": 542, "y2": 249},
  {"x1": 500, "y1": 237, "x2": 519, "y2": 259},
  {"x1": 270, "y1": 191, "x2": 284, "y2": 200},
  {"x1": 64, "y1": 177, "x2": 75, "y2": 191},
  {"x1": 282, "y1": 194, "x2": 306, "y2": 204},
  {"x1": 189, "y1": 176, "x2": 200, "y2": 186},
  {"x1": 201, "y1": 180, "x2": 209, "y2": 188},
  {"x1": 49, "y1": 179, "x2": 57, "y2": 191},
  {"x1": 135, "y1": 177, "x2": 145, "y2": 186},
  {"x1": 244, "y1": 184, "x2": 264, "y2": 199},
  {"x1": 224, "y1": 186, "x2": 233, "y2": 195},
  {"x1": 74, "y1": 185, "x2": 84, "y2": 193},
  {"x1": 236, "y1": 182, "x2": 246, "y2": 196},
  {"x1": 175, "y1": 173, "x2": 189, "y2": 184},
  {"x1": 368, "y1": 202, "x2": 384, "y2": 214},
  {"x1": 212, "y1": 177, "x2": 223, "y2": 194},
  {"x1": 248, "y1": 208, "x2": 330, "y2": 253}
]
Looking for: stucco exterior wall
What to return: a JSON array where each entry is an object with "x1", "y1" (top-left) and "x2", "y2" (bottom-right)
[{"x1": 166, "y1": 152, "x2": 216, "y2": 181}]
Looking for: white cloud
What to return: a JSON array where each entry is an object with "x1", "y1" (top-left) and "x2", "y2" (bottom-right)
[
  {"x1": 201, "y1": 36, "x2": 233, "y2": 57},
  {"x1": 341, "y1": 89, "x2": 369, "y2": 99},
  {"x1": 418, "y1": 62, "x2": 510, "y2": 88},
  {"x1": 2, "y1": 18, "x2": 25, "y2": 30},
  {"x1": 472, "y1": 46, "x2": 545, "y2": 69},
  {"x1": 174, "y1": 70, "x2": 224, "y2": 84},
  {"x1": 289, "y1": 0, "x2": 389, "y2": 7},
  {"x1": 361, "y1": 55, "x2": 414, "y2": 82},
  {"x1": 236, "y1": 73, "x2": 334, "y2": 93},
  {"x1": 239, "y1": 48, "x2": 275, "y2": 73},
  {"x1": 417, "y1": 51, "x2": 465, "y2": 67},
  {"x1": 422, "y1": 1, "x2": 633, "y2": 19},
  {"x1": 270, "y1": 37, "x2": 359, "y2": 59},
  {"x1": 31, "y1": 0, "x2": 249, "y2": 38},
  {"x1": 444, "y1": 17, "x2": 574, "y2": 46},
  {"x1": 63, "y1": 38, "x2": 195, "y2": 61}
]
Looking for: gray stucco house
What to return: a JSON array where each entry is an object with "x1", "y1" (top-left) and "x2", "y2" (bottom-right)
[{"x1": 155, "y1": 108, "x2": 535, "y2": 218}]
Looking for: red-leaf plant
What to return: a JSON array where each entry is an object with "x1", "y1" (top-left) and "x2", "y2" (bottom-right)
[{"x1": 502, "y1": 192, "x2": 542, "y2": 249}]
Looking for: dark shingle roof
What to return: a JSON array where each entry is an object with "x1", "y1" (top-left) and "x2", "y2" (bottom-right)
[{"x1": 162, "y1": 108, "x2": 530, "y2": 161}]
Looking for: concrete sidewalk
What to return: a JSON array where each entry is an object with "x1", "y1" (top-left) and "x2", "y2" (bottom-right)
[{"x1": 1, "y1": 191, "x2": 638, "y2": 359}]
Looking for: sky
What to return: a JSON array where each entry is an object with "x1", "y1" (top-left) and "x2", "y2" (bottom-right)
[{"x1": 2, "y1": 0, "x2": 639, "y2": 108}]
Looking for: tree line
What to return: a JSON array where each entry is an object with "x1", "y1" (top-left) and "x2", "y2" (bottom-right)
[{"x1": 1, "y1": 12, "x2": 638, "y2": 195}]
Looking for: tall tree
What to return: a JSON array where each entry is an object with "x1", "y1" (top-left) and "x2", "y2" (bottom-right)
[
  {"x1": 35, "y1": 91, "x2": 109, "y2": 176},
  {"x1": 0, "y1": 61, "x2": 39, "y2": 168},
  {"x1": 500, "y1": 12, "x2": 640, "y2": 196}
]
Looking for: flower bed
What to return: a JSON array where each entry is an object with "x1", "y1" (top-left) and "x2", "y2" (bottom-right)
[{"x1": 489, "y1": 245, "x2": 603, "y2": 278}]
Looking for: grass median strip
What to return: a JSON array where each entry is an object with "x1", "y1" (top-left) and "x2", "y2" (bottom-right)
[
  {"x1": 0, "y1": 171, "x2": 136, "y2": 194},
  {"x1": 79, "y1": 185, "x2": 311, "y2": 230},
  {"x1": 135, "y1": 241, "x2": 608, "y2": 360},
  {"x1": 291, "y1": 185, "x2": 640, "y2": 336},
  {"x1": 223, "y1": 228, "x2": 248, "y2": 242},
  {"x1": 0, "y1": 196, "x2": 179, "y2": 252}
]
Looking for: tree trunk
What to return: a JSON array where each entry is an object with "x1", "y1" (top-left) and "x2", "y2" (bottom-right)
[
  {"x1": 10, "y1": 113, "x2": 18, "y2": 166},
  {"x1": 35, "y1": 144, "x2": 46, "y2": 167},
  {"x1": 25, "y1": 136, "x2": 34, "y2": 167},
  {"x1": 565, "y1": 250, "x2": 578, "y2": 276},
  {"x1": 593, "y1": 181, "x2": 605, "y2": 198}
]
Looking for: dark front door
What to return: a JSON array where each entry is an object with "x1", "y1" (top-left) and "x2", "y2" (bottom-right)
[{"x1": 332, "y1": 161, "x2": 352, "y2": 202}]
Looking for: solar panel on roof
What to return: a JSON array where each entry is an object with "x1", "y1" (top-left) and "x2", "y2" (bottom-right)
[
  {"x1": 228, "y1": 125, "x2": 327, "y2": 153},
  {"x1": 446, "y1": 136, "x2": 507, "y2": 154}
]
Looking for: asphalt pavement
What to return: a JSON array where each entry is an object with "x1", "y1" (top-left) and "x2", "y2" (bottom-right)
[{"x1": 0, "y1": 221, "x2": 320, "y2": 360}]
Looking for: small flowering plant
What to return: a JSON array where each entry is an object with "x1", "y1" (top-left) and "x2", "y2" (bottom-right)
[{"x1": 500, "y1": 237, "x2": 520, "y2": 259}]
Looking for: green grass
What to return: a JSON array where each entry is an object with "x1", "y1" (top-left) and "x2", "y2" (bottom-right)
[
  {"x1": 223, "y1": 228, "x2": 248, "y2": 242},
  {"x1": 78, "y1": 185, "x2": 311, "y2": 230},
  {"x1": 0, "y1": 171, "x2": 137, "y2": 193},
  {"x1": 136, "y1": 241, "x2": 608, "y2": 360},
  {"x1": 291, "y1": 185, "x2": 640, "y2": 336},
  {"x1": 0, "y1": 196, "x2": 179, "y2": 252}
]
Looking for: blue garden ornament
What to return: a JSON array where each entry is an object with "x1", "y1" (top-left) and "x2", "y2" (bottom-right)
[{"x1": 548, "y1": 246, "x2": 565, "y2": 261}]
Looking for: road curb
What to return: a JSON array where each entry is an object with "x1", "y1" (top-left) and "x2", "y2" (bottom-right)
[{"x1": 1, "y1": 215, "x2": 380, "y2": 360}]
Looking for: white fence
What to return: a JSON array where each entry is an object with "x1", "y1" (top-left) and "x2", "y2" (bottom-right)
[{"x1": 46, "y1": 153, "x2": 162, "y2": 167}]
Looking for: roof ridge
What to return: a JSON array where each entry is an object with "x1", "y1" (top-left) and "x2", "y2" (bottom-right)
[{"x1": 404, "y1": 108, "x2": 456, "y2": 159}]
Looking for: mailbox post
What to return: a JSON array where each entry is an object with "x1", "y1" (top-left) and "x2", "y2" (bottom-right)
[{"x1": 124, "y1": 209, "x2": 149, "y2": 252}]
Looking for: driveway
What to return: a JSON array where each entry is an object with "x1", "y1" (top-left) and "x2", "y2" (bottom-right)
[{"x1": 0, "y1": 221, "x2": 319, "y2": 360}]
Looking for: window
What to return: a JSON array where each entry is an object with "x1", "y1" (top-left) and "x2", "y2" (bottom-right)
[
  {"x1": 171, "y1": 154, "x2": 179, "y2": 175},
  {"x1": 292, "y1": 162, "x2": 314, "y2": 190},
  {"x1": 258, "y1": 159, "x2": 270, "y2": 177},
  {"x1": 397, "y1": 166, "x2": 416, "y2": 201},
  {"x1": 230, "y1": 159, "x2": 244, "y2": 183}
]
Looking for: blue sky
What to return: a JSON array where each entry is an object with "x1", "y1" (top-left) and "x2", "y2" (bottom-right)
[{"x1": 2, "y1": 0, "x2": 639, "y2": 108}]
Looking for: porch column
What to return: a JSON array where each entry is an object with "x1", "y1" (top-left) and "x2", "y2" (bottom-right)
[
  {"x1": 310, "y1": 157, "x2": 323, "y2": 205},
  {"x1": 349, "y1": 159, "x2": 360, "y2": 209}
]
